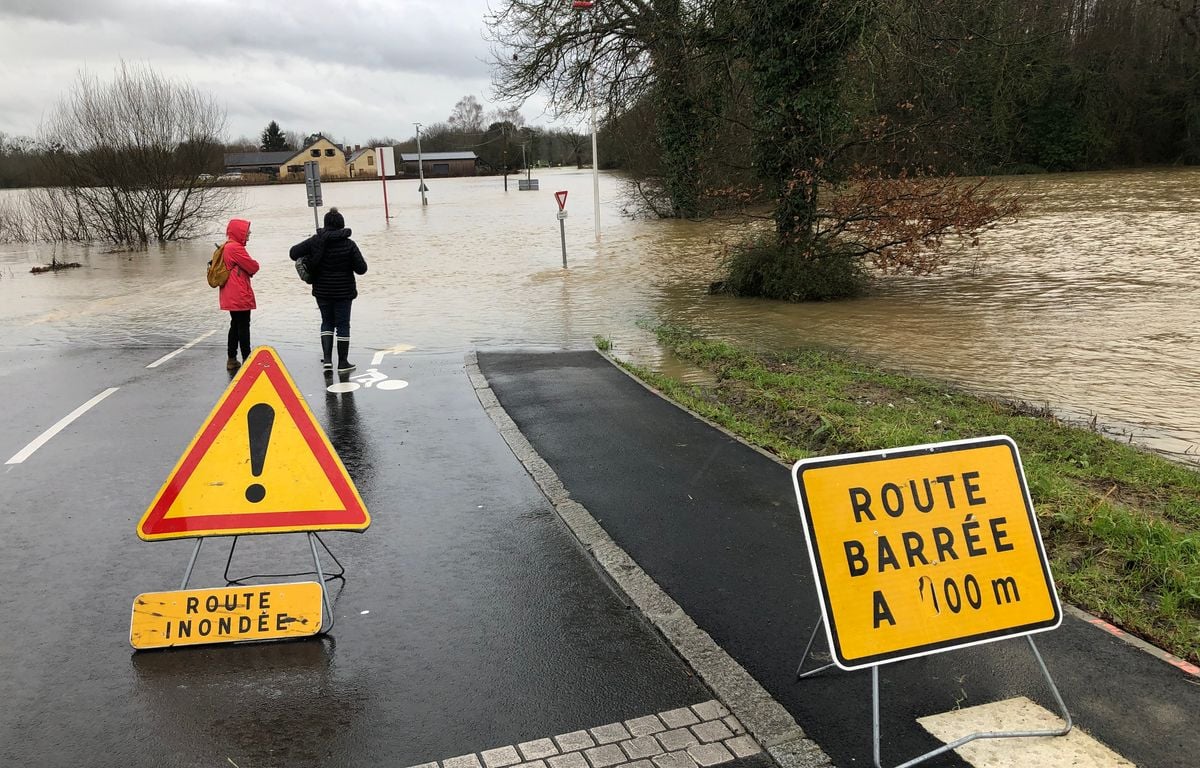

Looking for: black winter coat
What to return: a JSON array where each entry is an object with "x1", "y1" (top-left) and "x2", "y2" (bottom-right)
[{"x1": 289, "y1": 228, "x2": 368, "y2": 301}]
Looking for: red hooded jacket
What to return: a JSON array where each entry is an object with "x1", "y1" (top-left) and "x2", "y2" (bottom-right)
[{"x1": 218, "y1": 219, "x2": 259, "y2": 311}]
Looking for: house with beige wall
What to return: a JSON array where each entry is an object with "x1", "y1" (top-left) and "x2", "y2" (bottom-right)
[
  {"x1": 347, "y1": 147, "x2": 376, "y2": 178},
  {"x1": 277, "y1": 135, "x2": 349, "y2": 180}
]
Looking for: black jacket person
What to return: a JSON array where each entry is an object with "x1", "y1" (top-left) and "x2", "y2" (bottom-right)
[{"x1": 289, "y1": 208, "x2": 368, "y2": 373}]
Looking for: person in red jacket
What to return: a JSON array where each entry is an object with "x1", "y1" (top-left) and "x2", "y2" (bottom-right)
[{"x1": 218, "y1": 218, "x2": 260, "y2": 370}]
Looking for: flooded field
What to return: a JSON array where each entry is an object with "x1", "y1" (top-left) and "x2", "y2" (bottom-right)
[{"x1": 1, "y1": 166, "x2": 1197, "y2": 461}]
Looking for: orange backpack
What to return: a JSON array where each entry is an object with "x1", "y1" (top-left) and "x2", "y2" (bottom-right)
[{"x1": 206, "y1": 242, "x2": 230, "y2": 288}]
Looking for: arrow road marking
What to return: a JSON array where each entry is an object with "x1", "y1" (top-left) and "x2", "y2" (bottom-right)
[{"x1": 371, "y1": 344, "x2": 413, "y2": 367}]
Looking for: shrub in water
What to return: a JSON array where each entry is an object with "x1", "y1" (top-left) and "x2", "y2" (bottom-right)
[{"x1": 716, "y1": 238, "x2": 867, "y2": 302}]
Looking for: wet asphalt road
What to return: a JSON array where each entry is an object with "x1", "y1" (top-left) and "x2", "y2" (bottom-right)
[
  {"x1": 0, "y1": 341, "x2": 710, "y2": 767},
  {"x1": 478, "y1": 351, "x2": 1200, "y2": 768}
]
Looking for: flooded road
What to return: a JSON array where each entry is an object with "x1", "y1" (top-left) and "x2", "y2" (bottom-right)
[{"x1": 1, "y1": 166, "x2": 1197, "y2": 460}]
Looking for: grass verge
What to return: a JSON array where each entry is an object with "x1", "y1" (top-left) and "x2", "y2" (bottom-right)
[{"x1": 618, "y1": 325, "x2": 1199, "y2": 664}]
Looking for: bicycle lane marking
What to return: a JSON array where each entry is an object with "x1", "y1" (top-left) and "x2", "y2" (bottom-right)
[
  {"x1": 145, "y1": 330, "x2": 218, "y2": 369},
  {"x1": 329, "y1": 345, "x2": 415, "y2": 393},
  {"x1": 5, "y1": 387, "x2": 120, "y2": 465},
  {"x1": 327, "y1": 369, "x2": 410, "y2": 393}
]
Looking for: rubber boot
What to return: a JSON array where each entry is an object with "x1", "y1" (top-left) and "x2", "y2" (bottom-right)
[
  {"x1": 321, "y1": 333, "x2": 334, "y2": 371},
  {"x1": 337, "y1": 337, "x2": 355, "y2": 373}
]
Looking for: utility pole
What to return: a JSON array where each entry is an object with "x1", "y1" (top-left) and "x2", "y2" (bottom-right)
[
  {"x1": 413, "y1": 122, "x2": 427, "y2": 206},
  {"x1": 591, "y1": 100, "x2": 600, "y2": 241}
]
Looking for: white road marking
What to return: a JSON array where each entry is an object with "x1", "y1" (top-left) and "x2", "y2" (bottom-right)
[
  {"x1": 325, "y1": 370, "x2": 410, "y2": 394},
  {"x1": 146, "y1": 330, "x2": 217, "y2": 368},
  {"x1": 6, "y1": 387, "x2": 120, "y2": 465},
  {"x1": 371, "y1": 343, "x2": 413, "y2": 366},
  {"x1": 918, "y1": 696, "x2": 1134, "y2": 767}
]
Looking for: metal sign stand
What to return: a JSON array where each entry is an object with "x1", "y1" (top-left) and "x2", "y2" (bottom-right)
[
  {"x1": 793, "y1": 618, "x2": 1073, "y2": 768},
  {"x1": 222, "y1": 533, "x2": 345, "y2": 584},
  {"x1": 555, "y1": 190, "x2": 569, "y2": 269},
  {"x1": 304, "y1": 161, "x2": 323, "y2": 231},
  {"x1": 414, "y1": 123, "x2": 428, "y2": 206},
  {"x1": 176, "y1": 533, "x2": 344, "y2": 633}
]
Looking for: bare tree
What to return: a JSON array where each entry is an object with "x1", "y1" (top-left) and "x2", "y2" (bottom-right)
[
  {"x1": 488, "y1": 0, "x2": 723, "y2": 217},
  {"x1": 284, "y1": 130, "x2": 306, "y2": 152},
  {"x1": 448, "y1": 95, "x2": 486, "y2": 133},
  {"x1": 490, "y1": 106, "x2": 526, "y2": 129},
  {"x1": 37, "y1": 62, "x2": 234, "y2": 246}
]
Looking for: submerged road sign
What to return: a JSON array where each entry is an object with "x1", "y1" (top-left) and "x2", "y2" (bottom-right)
[
  {"x1": 791, "y1": 435, "x2": 1060, "y2": 670},
  {"x1": 138, "y1": 346, "x2": 369, "y2": 540},
  {"x1": 130, "y1": 581, "x2": 323, "y2": 649}
]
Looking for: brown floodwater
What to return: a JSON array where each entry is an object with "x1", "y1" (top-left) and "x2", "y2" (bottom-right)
[{"x1": 1, "y1": 166, "x2": 1197, "y2": 461}]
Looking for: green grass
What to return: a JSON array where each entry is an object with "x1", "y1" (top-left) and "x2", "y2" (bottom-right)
[{"x1": 620, "y1": 326, "x2": 1200, "y2": 663}]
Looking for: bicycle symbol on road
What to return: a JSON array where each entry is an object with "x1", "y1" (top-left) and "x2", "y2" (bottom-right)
[
  {"x1": 327, "y1": 368, "x2": 409, "y2": 394},
  {"x1": 326, "y1": 345, "x2": 412, "y2": 394}
]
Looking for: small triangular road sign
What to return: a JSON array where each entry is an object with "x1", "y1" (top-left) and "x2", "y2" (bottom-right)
[
  {"x1": 138, "y1": 347, "x2": 370, "y2": 540},
  {"x1": 555, "y1": 190, "x2": 568, "y2": 210}
]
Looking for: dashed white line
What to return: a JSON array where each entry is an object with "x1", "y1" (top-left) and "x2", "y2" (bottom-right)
[
  {"x1": 146, "y1": 330, "x2": 217, "y2": 369},
  {"x1": 5, "y1": 387, "x2": 119, "y2": 465}
]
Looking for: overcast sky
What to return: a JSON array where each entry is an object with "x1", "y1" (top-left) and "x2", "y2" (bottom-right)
[{"x1": 0, "y1": 0, "x2": 561, "y2": 146}]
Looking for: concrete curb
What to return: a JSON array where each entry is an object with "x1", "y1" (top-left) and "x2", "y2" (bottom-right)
[{"x1": 466, "y1": 351, "x2": 835, "y2": 768}]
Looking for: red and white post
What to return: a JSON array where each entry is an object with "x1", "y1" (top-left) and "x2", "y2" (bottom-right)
[
  {"x1": 555, "y1": 190, "x2": 569, "y2": 269},
  {"x1": 374, "y1": 146, "x2": 395, "y2": 221}
]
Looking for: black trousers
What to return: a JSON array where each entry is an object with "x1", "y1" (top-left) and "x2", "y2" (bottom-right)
[
  {"x1": 227, "y1": 310, "x2": 251, "y2": 359},
  {"x1": 317, "y1": 299, "x2": 353, "y2": 338}
]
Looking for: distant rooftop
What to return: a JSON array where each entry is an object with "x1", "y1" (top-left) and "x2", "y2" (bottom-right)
[{"x1": 224, "y1": 151, "x2": 295, "y2": 167}]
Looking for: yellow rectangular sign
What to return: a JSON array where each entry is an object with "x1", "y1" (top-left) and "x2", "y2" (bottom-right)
[
  {"x1": 130, "y1": 582, "x2": 323, "y2": 650},
  {"x1": 792, "y1": 436, "x2": 1060, "y2": 669}
]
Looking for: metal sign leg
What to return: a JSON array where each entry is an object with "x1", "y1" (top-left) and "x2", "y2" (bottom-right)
[
  {"x1": 179, "y1": 538, "x2": 204, "y2": 590},
  {"x1": 308, "y1": 533, "x2": 335, "y2": 633},
  {"x1": 794, "y1": 615, "x2": 836, "y2": 679},
  {"x1": 871, "y1": 636, "x2": 1072, "y2": 768},
  {"x1": 223, "y1": 533, "x2": 346, "y2": 584}
]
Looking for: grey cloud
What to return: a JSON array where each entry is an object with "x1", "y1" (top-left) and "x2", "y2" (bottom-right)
[
  {"x1": 0, "y1": 0, "x2": 123, "y2": 23},
  {"x1": 0, "y1": 0, "x2": 493, "y2": 80}
]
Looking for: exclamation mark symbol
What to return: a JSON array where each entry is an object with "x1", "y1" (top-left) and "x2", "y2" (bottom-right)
[{"x1": 245, "y1": 403, "x2": 275, "y2": 503}]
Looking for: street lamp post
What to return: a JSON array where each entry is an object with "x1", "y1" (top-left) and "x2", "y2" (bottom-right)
[{"x1": 574, "y1": 0, "x2": 601, "y2": 242}]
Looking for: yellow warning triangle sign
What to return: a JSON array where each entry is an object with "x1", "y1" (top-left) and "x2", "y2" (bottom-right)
[{"x1": 138, "y1": 346, "x2": 370, "y2": 540}]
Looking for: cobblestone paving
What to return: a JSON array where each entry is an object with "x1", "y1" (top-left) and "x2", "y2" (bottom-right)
[{"x1": 405, "y1": 701, "x2": 761, "y2": 768}]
